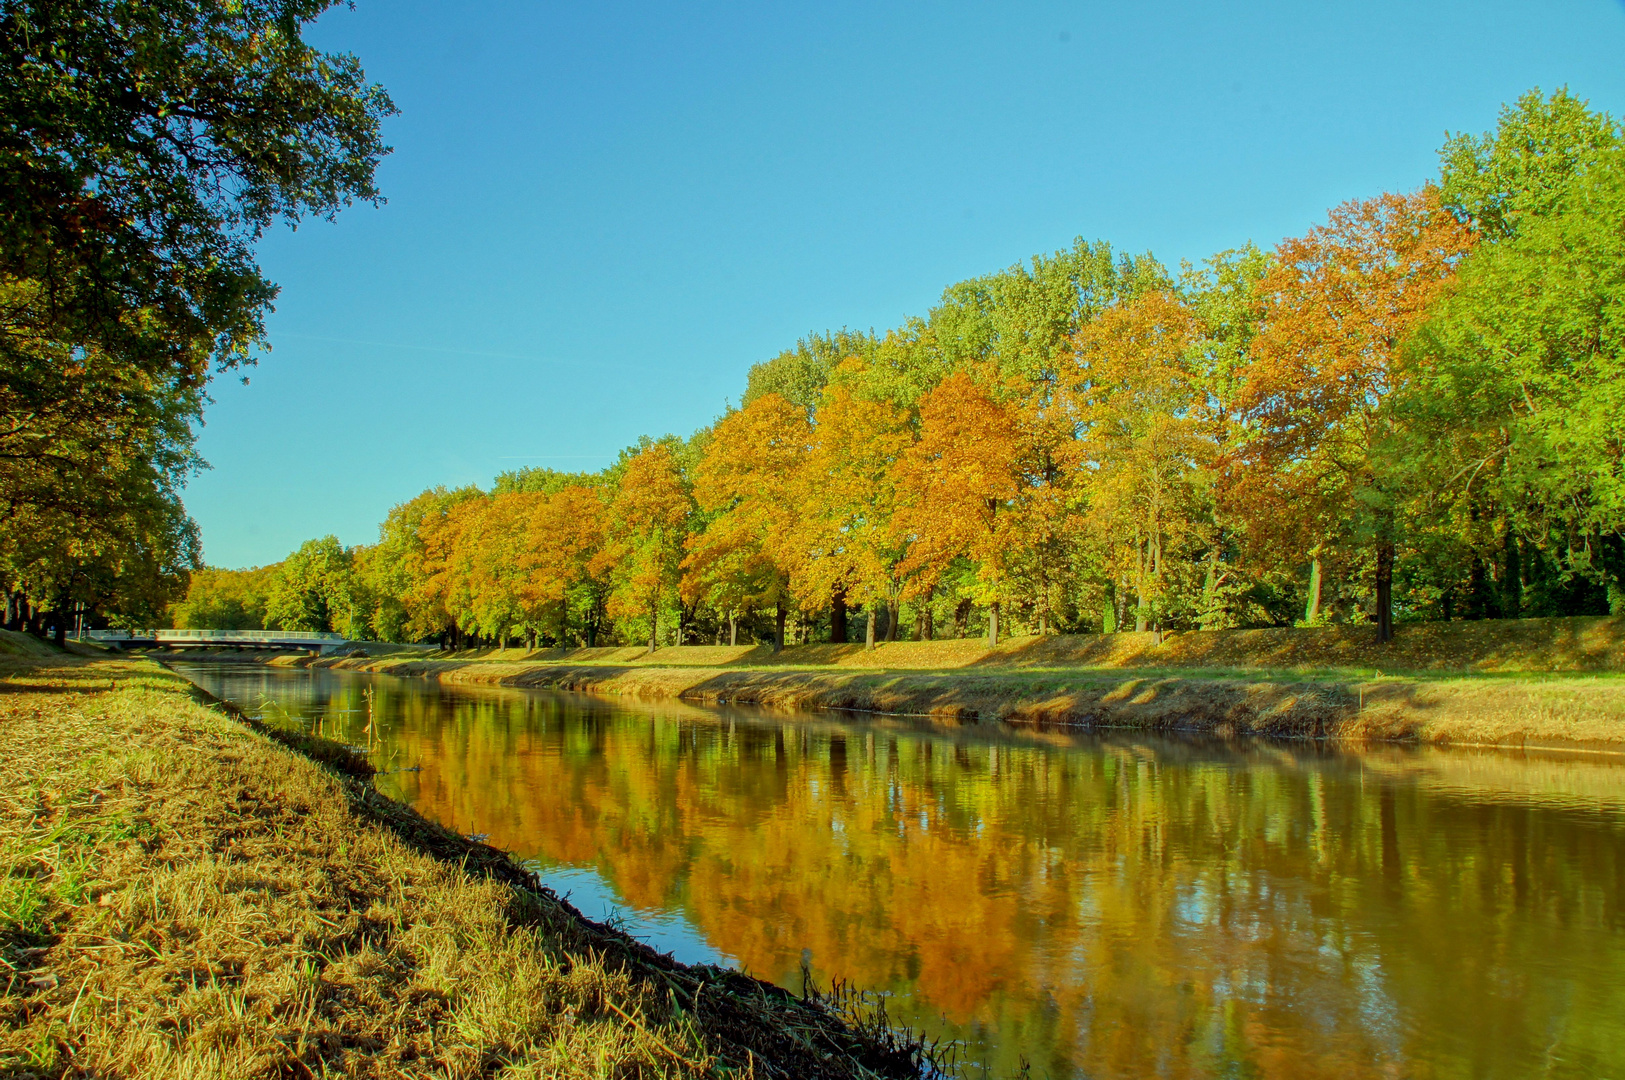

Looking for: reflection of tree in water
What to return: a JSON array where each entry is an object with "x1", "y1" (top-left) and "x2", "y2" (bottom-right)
[{"x1": 200, "y1": 668, "x2": 1625, "y2": 1080}]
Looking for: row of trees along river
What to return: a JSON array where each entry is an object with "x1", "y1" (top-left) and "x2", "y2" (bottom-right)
[
  {"x1": 39, "y1": 89, "x2": 1625, "y2": 649},
  {"x1": 175, "y1": 89, "x2": 1625, "y2": 651}
]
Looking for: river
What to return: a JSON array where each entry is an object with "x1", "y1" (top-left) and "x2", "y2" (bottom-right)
[{"x1": 172, "y1": 662, "x2": 1625, "y2": 1079}]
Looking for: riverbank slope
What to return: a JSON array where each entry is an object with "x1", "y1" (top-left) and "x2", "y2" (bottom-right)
[
  {"x1": 0, "y1": 645, "x2": 928, "y2": 1078},
  {"x1": 299, "y1": 618, "x2": 1625, "y2": 752}
]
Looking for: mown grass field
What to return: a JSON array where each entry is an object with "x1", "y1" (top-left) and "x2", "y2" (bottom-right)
[{"x1": 0, "y1": 642, "x2": 930, "y2": 1079}]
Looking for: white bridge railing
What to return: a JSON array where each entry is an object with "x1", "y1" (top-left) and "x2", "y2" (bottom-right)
[{"x1": 86, "y1": 629, "x2": 349, "y2": 646}]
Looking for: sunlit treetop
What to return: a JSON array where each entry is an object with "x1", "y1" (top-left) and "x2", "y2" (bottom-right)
[{"x1": 0, "y1": 0, "x2": 397, "y2": 382}]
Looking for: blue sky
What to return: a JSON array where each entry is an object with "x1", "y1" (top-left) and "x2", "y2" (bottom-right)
[{"x1": 188, "y1": 0, "x2": 1625, "y2": 568}]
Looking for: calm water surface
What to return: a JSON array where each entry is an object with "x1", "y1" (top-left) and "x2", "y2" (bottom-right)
[{"x1": 174, "y1": 663, "x2": 1625, "y2": 1079}]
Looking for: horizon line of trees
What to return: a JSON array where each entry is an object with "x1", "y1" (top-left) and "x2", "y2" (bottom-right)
[{"x1": 175, "y1": 87, "x2": 1625, "y2": 648}]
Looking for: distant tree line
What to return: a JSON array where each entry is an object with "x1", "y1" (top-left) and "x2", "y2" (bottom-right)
[
  {"x1": 0, "y1": 0, "x2": 393, "y2": 642},
  {"x1": 186, "y1": 88, "x2": 1625, "y2": 647}
]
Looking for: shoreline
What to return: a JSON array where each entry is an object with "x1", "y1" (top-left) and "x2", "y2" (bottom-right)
[
  {"x1": 162, "y1": 617, "x2": 1625, "y2": 751},
  {"x1": 246, "y1": 654, "x2": 1625, "y2": 755},
  {"x1": 0, "y1": 649, "x2": 932, "y2": 1078}
]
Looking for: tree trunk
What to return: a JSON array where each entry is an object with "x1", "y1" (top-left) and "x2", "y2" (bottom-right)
[
  {"x1": 729, "y1": 613, "x2": 737, "y2": 647},
  {"x1": 986, "y1": 601, "x2": 1000, "y2": 647},
  {"x1": 52, "y1": 611, "x2": 65, "y2": 649},
  {"x1": 920, "y1": 601, "x2": 934, "y2": 641},
  {"x1": 953, "y1": 599, "x2": 971, "y2": 638},
  {"x1": 864, "y1": 607, "x2": 876, "y2": 650},
  {"x1": 648, "y1": 607, "x2": 658, "y2": 652},
  {"x1": 1375, "y1": 542, "x2": 1395, "y2": 643},
  {"x1": 1501, "y1": 528, "x2": 1522, "y2": 619},
  {"x1": 774, "y1": 602, "x2": 786, "y2": 653},
  {"x1": 1304, "y1": 558, "x2": 1323, "y2": 624},
  {"x1": 886, "y1": 597, "x2": 899, "y2": 642},
  {"x1": 831, "y1": 588, "x2": 848, "y2": 644}
]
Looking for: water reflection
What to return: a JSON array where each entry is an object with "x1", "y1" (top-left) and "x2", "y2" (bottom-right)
[{"x1": 176, "y1": 663, "x2": 1625, "y2": 1080}]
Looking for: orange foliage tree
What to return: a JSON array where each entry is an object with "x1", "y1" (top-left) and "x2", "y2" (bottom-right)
[
  {"x1": 892, "y1": 368, "x2": 1034, "y2": 645},
  {"x1": 1228, "y1": 189, "x2": 1476, "y2": 640},
  {"x1": 683, "y1": 393, "x2": 811, "y2": 649},
  {"x1": 518, "y1": 484, "x2": 610, "y2": 646},
  {"x1": 392, "y1": 487, "x2": 486, "y2": 647}
]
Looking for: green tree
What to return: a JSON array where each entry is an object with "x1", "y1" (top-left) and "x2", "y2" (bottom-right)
[
  {"x1": 265, "y1": 536, "x2": 365, "y2": 636},
  {"x1": 1, "y1": 0, "x2": 393, "y2": 626},
  {"x1": 1408, "y1": 144, "x2": 1625, "y2": 612},
  {"x1": 169, "y1": 565, "x2": 277, "y2": 630},
  {"x1": 1440, "y1": 87, "x2": 1620, "y2": 240}
]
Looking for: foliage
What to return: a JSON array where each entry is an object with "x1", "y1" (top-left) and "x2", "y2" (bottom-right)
[
  {"x1": 683, "y1": 394, "x2": 810, "y2": 637},
  {"x1": 1408, "y1": 142, "x2": 1625, "y2": 614},
  {"x1": 264, "y1": 536, "x2": 365, "y2": 635},
  {"x1": 169, "y1": 565, "x2": 277, "y2": 630},
  {"x1": 0, "y1": 0, "x2": 394, "y2": 632},
  {"x1": 1069, "y1": 291, "x2": 1215, "y2": 632},
  {"x1": 596, "y1": 444, "x2": 694, "y2": 650},
  {"x1": 248, "y1": 88, "x2": 1625, "y2": 646},
  {"x1": 1226, "y1": 188, "x2": 1477, "y2": 638}
]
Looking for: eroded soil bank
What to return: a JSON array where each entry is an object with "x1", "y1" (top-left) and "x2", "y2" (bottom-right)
[
  {"x1": 277, "y1": 618, "x2": 1625, "y2": 752},
  {"x1": 0, "y1": 645, "x2": 930, "y2": 1079}
]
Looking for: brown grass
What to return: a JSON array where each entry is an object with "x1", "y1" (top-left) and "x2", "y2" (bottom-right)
[{"x1": 0, "y1": 650, "x2": 932, "y2": 1079}]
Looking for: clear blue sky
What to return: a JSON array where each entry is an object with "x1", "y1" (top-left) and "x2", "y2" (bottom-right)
[{"x1": 187, "y1": 0, "x2": 1625, "y2": 568}]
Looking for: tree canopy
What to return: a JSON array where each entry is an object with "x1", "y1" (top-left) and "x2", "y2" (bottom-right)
[
  {"x1": 176, "y1": 87, "x2": 1625, "y2": 648},
  {"x1": 1, "y1": 0, "x2": 394, "y2": 636}
]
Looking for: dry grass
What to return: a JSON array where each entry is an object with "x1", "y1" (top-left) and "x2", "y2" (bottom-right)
[
  {"x1": 0, "y1": 651, "x2": 931, "y2": 1079},
  {"x1": 300, "y1": 616, "x2": 1625, "y2": 678}
]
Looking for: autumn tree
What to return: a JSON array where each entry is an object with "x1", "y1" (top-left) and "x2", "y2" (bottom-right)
[
  {"x1": 892, "y1": 369, "x2": 1029, "y2": 645},
  {"x1": 363, "y1": 486, "x2": 485, "y2": 645},
  {"x1": 684, "y1": 394, "x2": 811, "y2": 649},
  {"x1": 596, "y1": 443, "x2": 694, "y2": 651},
  {"x1": 792, "y1": 369, "x2": 914, "y2": 648},
  {"x1": 1229, "y1": 189, "x2": 1476, "y2": 641},
  {"x1": 1067, "y1": 291, "x2": 1214, "y2": 633},
  {"x1": 519, "y1": 485, "x2": 610, "y2": 646}
]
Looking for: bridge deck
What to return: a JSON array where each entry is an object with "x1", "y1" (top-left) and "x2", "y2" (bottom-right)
[{"x1": 86, "y1": 630, "x2": 351, "y2": 652}]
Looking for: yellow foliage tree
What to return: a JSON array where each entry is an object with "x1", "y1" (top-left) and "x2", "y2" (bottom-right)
[
  {"x1": 792, "y1": 368, "x2": 914, "y2": 648},
  {"x1": 1067, "y1": 290, "x2": 1214, "y2": 633},
  {"x1": 683, "y1": 394, "x2": 811, "y2": 649},
  {"x1": 594, "y1": 444, "x2": 693, "y2": 651}
]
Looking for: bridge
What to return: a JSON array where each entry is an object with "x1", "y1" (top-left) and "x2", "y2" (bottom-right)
[{"x1": 86, "y1": 629, "x2": 352, "y2": 654}]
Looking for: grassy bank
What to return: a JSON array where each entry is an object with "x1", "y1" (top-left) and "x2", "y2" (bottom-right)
[
  {"x1": 0, "y1": 645, "x2": 930, "y2": 1078},
  {"x1": 307, "y1": 616, "x2": 1625, "y2": 676},
  {"x1": 287, "y1": 617, "x2": 1625, "y2": 751}
]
